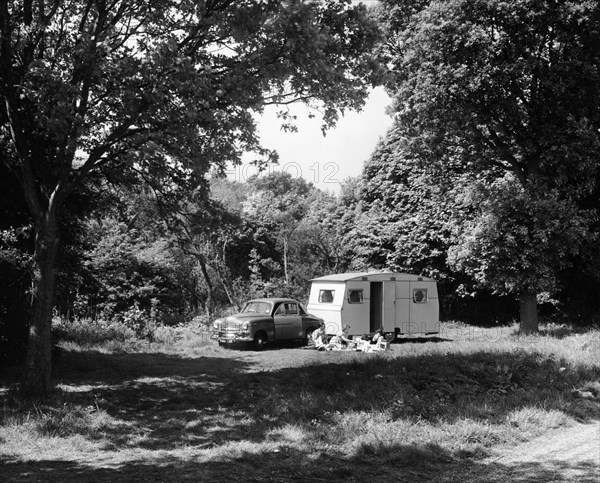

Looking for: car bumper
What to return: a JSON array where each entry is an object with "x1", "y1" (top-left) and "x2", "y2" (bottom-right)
[{"x1": 212, "y1": 333, "x2": 253, "y2": 343}]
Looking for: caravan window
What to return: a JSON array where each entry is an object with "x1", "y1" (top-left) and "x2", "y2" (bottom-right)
[
  {"x1": 413, "y1": 289, "x2": 428, "y2": 303},
  {"x1": 347, "y1": 289, "x2": 363, "y2": 303},
  {"x1": 319, "y1": 290, "x2": 335, "y2": 303}
]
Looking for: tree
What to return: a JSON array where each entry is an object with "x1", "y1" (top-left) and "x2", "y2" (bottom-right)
[
  {"x1": 173, "y1": 194, "x2": 245, "y2": 317},
  {"x1": 376, "y1": 0, "x2": 600, "y2": 332},
  {"x1": 80, "y1": 215, "x2": 187, "y2": 322},
  {"x1": 345, "y1": 125, "x2": 457, "y2": 277},
  {"x1": 0, "y1": 163, "x2": 32, "y2": 363},
  {"x1": 0, "y1": 0, "x2": 383, "y2": 397},
  {"x1": 243, "y1": 171, "x2": 313, "y2": 284},
  {"x1": 299, "y1": 189, "x2": 348, "y2": 275},
  {"x1": 447, "y1": 174, "x2": 592, "y2": 327},
  {"x1": 210, "y1": 176, "x2": 349, "y2": 304}
]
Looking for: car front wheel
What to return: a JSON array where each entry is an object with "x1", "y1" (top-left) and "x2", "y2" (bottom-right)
[{"x1": 253, "y1": 331, "x2": 268, "y2": 351}]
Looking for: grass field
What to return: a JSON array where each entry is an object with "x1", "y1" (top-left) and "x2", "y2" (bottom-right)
[{"x1": 1, "y1": 322, "x2": 599, "y2": 482}]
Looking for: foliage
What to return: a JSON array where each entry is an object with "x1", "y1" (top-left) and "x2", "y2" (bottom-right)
[
  {"x1": 343, "y1": 125, "x2": 463, "y2": 278},
  {"x1": 296, "y1": 189, "x2": 350, "y2": 275},
  {"x1": 51, "y1": 316, "x2": 137, "y2": 346},
  {"x1": 4, "y1": 0, "x2": 600, "y2": 384},
  {"x1": 447, "y1": 175, "x2": 593, "y2": 296},
  {"x1": 51, "y1": 313, "x2": 213, "y2": 349},
  {"x1": 375, "y1": 0, "x2": 600, "y2": 329},
  {"x1": 243, "y1": 172, "x2": 314, "y2": 283},
  {"x1": 0, "y1": 0, "x2": 384, "y2": 395},
  {"x1": 81, "y1": 217, "x2": 188, "y2": 323},
  {"x1": 0, "y1": 164, "x2": 32, "y2": 363}
]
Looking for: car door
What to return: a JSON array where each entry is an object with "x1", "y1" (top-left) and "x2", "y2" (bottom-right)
[
  {"x1": 283, "y1": 302, "x2": 303, "y2": 339},
  {"x1": 273, "y1": 303, "x2": 288, "y2": 339},
  {"x1": 273, "y1": 302, "x2": 302, "y2": 340}
]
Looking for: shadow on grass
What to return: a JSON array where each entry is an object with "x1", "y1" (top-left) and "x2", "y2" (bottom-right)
[
  {"x1": 1, "y1": 345, "x2": 599, "y2": 481},
  {"x1": 394, "y1": 336, "x2": 451, "y2": 344},
  {"x1": 1, "y1": 443, "x2": 598, "y2": 482}
]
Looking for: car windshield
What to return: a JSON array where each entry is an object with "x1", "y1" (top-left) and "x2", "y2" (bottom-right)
[{"x1": 242, "y1": 301, "x2": 272, "y2": 315}]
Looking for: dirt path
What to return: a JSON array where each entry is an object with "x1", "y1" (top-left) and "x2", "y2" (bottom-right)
[
  {"x1": 471, "y1": 421, "x2": 600, "y2": 482},
  {"x1": 492, "y1": 421, "x2": 600, "y2": 465}
]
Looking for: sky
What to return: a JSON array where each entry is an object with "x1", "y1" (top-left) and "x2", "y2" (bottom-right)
[{"x1": 228, "y1": 87, "x2": 394, "y2": 194}]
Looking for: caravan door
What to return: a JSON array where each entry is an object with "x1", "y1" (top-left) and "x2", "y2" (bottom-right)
[
  {"x1": 345, "y1": 281, "x2": 369, "y2": 335},
  {"x1": 369, "y1": 282, "x2": 382, "y2": 332},
  {"x1": 370, "y1": 281, "x2": 396, "y2": 333},
  {"x1": 382, "y1": 281, "x2": 396, "y2": 333}
]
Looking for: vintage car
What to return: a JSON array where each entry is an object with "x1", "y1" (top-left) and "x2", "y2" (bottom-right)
[{"x1": 212, "y1": 298, "x2": 323, "y2": 350}]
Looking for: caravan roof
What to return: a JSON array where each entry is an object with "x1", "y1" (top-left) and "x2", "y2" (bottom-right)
[{"x1": 311, "y1": 272, "x2": 435, "y2": 282}]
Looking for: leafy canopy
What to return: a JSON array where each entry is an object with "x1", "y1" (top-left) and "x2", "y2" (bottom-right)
[
  {"x1": 1, "y1": 0, "x2": 384, "y2": 216},
  {"x1": 375, "y1": 0, "x2": 600, "y2": 303}
]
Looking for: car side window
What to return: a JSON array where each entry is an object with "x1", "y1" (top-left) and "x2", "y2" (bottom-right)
[
  {"x1": 274, "y1": 304, "x2": 286, "y2": 316},
  {"x1": 286, "y1": 303, "x2": 298, "y2": 315}
]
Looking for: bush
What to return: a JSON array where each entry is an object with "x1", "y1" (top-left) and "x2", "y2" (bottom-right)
[
  {"x1": 51, "y1": 313, "x2": 214, "y2": 350},
  {"x1": 52, "y1": 316, "x2": 137, "y2": 346}
]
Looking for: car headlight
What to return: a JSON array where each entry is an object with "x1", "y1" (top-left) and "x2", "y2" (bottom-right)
[
  {"x1": 242, "y1": 321, "x2": 249, "y2": 330},
  {"x1": 213, "y1": 319, "x2": 223, "y2": 329}
]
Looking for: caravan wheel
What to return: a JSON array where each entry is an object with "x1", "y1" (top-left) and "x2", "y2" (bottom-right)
[{"x1": 384, "y1": 332, "x2": 396, "y2": 343}]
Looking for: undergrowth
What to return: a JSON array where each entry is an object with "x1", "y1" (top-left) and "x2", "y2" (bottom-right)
[{"x1": 51, "y1": 315, "x2": 213, "y2": 351}]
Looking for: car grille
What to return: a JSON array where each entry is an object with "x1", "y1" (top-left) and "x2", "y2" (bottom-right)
[{"x1": 218, "y1": 320, "x2": 243, "y2": 335}]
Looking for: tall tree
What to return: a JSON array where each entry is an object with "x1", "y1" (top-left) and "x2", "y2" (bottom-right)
[
  {"x1": 376, "y1": 0, "x2": 600, "y2": 332},
  {"x1": 446, "y1": 174, "x2": 592, "y2": 325},
  {"x1": 243, "y1": 171, "x2": 313, "y2": 284},
  {"x1": 0, "y1": 0, "x2": 383, "y2": 397},
  {"x1": 346, "y1": 124, "x2": 468, "y2": 278},
  {"x1": 299, "y1": 189, "x2": 348, "y2": 275}
]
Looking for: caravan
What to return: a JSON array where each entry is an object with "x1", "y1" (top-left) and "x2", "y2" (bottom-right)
[{"x1": 307, "y1": 272, "x2": 439, "y2": 340}]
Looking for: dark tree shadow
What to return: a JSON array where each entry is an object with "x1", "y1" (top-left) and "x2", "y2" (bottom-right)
[{"x1": 393, "y1": 336, "x2": 451, "y2": 343}]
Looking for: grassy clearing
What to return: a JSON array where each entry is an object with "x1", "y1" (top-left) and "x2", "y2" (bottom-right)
[{"x1": 1, "y1": 322, "x2": 599, "y2": 481}]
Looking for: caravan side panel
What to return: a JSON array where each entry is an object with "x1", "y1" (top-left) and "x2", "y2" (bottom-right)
[
  {"x1": 395, "y1": 281, "x2": 411, "y2": 334},
  {"x1": 408, "y1": 281, "x2": 439, "y2": 334},
  {"x1": 307, "y1": 282, "x2": 344, "y2": 334},
  {"x1": 395, "y1": 279, "x2": 439, "y2": 335}
]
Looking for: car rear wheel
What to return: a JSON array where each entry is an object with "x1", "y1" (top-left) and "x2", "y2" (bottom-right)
[
  {"x1": 304, "y1": 328, "x2": 316, "y2": 346},
  {"x1": 384, "y1": 332, "x2": 396, "y2": 343},
  {"x1": 253, "y1": 331, "x2": 268, "y2": 351}
]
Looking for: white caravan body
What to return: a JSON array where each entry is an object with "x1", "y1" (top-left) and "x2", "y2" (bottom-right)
[{"x1": 307, "y1": 272, "x2": 439, "y2": 338}]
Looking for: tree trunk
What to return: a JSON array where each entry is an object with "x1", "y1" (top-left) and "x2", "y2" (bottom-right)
[
  {"x1": 282, "y1": 237, "x2": 289, "y2": 284},
  {"x1": 217, "y1": 238, "x2": 239, "y2": 310},
  {"x1": 23, "y1": 212, "x2": 60, "y2": 398},
  {"x1": 215, "y1": 264, "x2": 236, "y2": 309},
  {"x1": 197, "y1": 256, "x2": 214, "y2": 318},
  {"x1": 519, "y1": 291, "x2": 539, "y2": 335}
]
